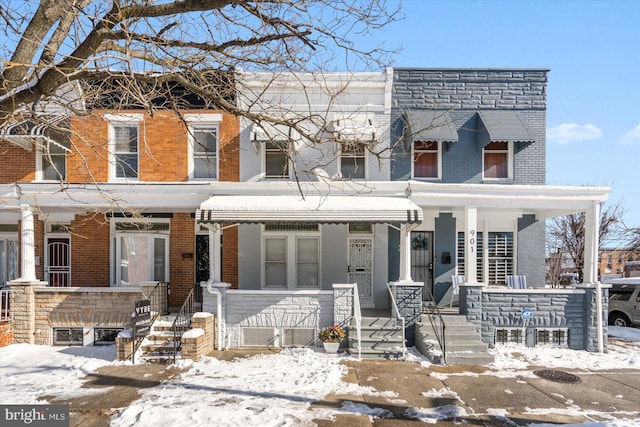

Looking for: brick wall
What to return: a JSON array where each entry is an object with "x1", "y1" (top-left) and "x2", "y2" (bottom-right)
[
  {"x1": 390, "y1": 68, "x2": 548, "y2": 185},
  {"x1": 222, "y1": 226, "x2": 238, "y2": 288},
  {"x1": 69, "y1": 109, "x2": 239, "y2": 183},
  {"x1": 0, "y1": 141, "x2": 35, "y2": 183},
  {"x1": 71, "y1": 213, "x2": 110, "y2": 286},
  {"x1": 0, "y1": 321, "x2": 13, "y2": 347},
  {"x1": 170, "y1": 213, "x2": 195, "y2": 306}
]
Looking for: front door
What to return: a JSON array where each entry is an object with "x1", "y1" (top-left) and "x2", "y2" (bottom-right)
[
  {"x1": 411, "y1": 231, "x2": 434, "y2": 301},
  {"x1": 348, "y1": 237, "x2": 374, "y2": 307},
  {"x1": 46, "y1": 237, "x2": 70, "y2": 287}
]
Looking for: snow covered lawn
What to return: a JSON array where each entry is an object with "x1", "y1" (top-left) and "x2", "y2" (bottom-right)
[{"x1": 1, "y1": 326, "x2": 639, "y2": 426}]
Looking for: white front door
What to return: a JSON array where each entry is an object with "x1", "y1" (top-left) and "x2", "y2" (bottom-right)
[
  {"x1": 46, "y1": 237, "x2": 71, "y2": 287},
  {"x1": 348, "y1": 237, "x2": 374, "y2": 307}
]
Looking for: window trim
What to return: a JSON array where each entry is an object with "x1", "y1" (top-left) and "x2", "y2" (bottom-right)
[
  {"x1": 188, "y1": 122, "x2": 220, "y2": 180},
  {"x1": 338, "y1": 141, "x2": 367, "y2": 180},
  {"x1": 261, "y1": 227, "x2": 321, "y2": 289},
  {"x1": 108, "y1": 117, "x2": 141, "y2": 181},
  {"x1": 482, "y1": 141, "x2": 513, "y2": 180},
  {"x1": 412, "y1": 140, "x2": 442, "y2": 180},
  {"x1": 35, "y1": 140, "x2": 70, "y2": 182},
  {"x1": 262, "y1": 139, "x2": 291, "y2": 180}
]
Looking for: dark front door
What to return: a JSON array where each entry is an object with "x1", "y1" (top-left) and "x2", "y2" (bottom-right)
[{"x1": 411, "y1": 231, "x2": 434, "y2": 301}]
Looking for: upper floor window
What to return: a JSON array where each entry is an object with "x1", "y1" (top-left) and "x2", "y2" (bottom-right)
[
  {"x1": 264, "y1": 140, "x2": 290, "y2": 179},
  {"x1": 37, "y1": 140, "x2": 70, "y2": 181},
  {"x1": 340, "y1": 141, "x2": 366, "y2": 179},
  {"x1": 413, "y1": 140, "x2": 440, "y2": 179},
  {"x1": 483, "y1": 141, "x2": 512, "y2": 180},
  {"x1": 107, "y1": 116, "x2": 140, "y2": 180},
  {"x1": 191, "y1": 125, "x2": 218, "y2": 179}
]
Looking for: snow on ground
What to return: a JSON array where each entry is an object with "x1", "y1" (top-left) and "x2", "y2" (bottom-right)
[{"x1": 1, "y1": 327, "x2": 639, "y2": 426}]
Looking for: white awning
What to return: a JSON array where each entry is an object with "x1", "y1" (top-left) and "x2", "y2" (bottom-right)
[{"x1": 197, "y1": 195, "x2": 423, "y2": 224}]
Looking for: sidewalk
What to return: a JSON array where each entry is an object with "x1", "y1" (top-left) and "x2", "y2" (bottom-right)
[{"x1": 56, "y1": 350, "x2": 640, "y2": 426}]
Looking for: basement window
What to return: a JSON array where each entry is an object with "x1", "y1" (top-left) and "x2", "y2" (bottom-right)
[
  {"x1": 94, "y1": 327, "x2": 124, "y2": 345},
  {"x1": 53, "y1": 327, "x2": 84, "y2": 346},
  {"x1": 536, "y1": 328, "x2": 569, "y2": 347},
  {"x1": 495, "y1": 328, "x2": 524, "y2": 345}
]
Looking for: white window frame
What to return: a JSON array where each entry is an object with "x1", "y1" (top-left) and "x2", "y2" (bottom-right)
[
  {"x1": 262, "y1": 139, "x2": 291, "y2": 180},
  {"x1": 106, "y1": 114, "x2": 143, "y2": 181},
  {"x1": 412, "y1": 140, "x2": 442, "y2": 180},
  {"x1": 457, "y1": 226, "x2": 516, "y2": 285},
  {"x1": 35, "y1": 140, "x2": 70, "y2": 182},
  {"x1": 0, "y1": 232, "x2": 19, "y2": 287},
  {"x1": 482, "y1": 141, "x2": 513, "y2": 180},
  {"x1": 187, "y1": 115, "x2": 222, "y2": 181},
  {"x1": 338, "y1": 141, "x2": 367, "y2": 180},
  {"x1": 262, "y1": 227, "x2": 321, "y2": 289},
  {"x1": 110, "y1": 218, "x2": 170, "y2": 286}
]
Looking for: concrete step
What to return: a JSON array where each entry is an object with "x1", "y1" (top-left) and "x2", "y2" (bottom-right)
[
  {"x1": 348, "y1": 347, "x2": 405, "y2": 359},
  {"x1": 445, "y1": 351, "x2": 495, "y2": 365},
  {"x1": 444, "y1": 341, "x2": 490, "y2": 352},
  {"x1": 355, "y1": 317, "x2": 401, "y2": 328}
]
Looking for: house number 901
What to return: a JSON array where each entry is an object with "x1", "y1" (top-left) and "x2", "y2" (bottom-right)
[{"x1": 469, "y1": 230, "x2": 476, "y2": 252}]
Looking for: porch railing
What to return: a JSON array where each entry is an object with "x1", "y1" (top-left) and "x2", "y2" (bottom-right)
[
  {"x1": 173, "y1": 289, "x2": 196, "y2": 363},
  {"x1": 422, "y1": 285, "x2": 447, "y2": 364},
  {"x1": 131, "y1": 282, "x2": 166, "y2": 363},
  {"x1": 0, "y1": 288, "x2": 11, "y2": 322},
  {"x1": 350, "y1": 283, "x2": 362, "y2": 359},
  {"x1": 386, "y1": 283, "x2": 406, "y2": 358}
]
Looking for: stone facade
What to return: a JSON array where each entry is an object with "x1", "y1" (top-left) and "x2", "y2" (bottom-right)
[
  {"x1": 459, "y1": 283, "x2": 609, "y2": 351},
  {"x1": 9, "y1": 280, "x2": 149, "y2": 345},
  {"x1": 390, "y1": 282, "x2": 423, "y2": 346}
]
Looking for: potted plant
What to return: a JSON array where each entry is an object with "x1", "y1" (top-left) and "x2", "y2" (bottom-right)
[{"x1": 318, "y1": 325, "x2": 346, "y2": 353}]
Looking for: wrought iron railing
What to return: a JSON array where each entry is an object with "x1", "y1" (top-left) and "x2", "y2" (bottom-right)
[
  {"x1": 386, "y1": 283, "x2": 407, "y2": 358},
  {"x1": 173, "y1": 289, "x2": 196, "y2": 363},
  {"x1": 0, "y1": 288, "x2": 11, "y2": 322},
  {"x1": 131, "y1": 282, "x2": 166, "y2": 363},
  {"x1": 422, "y1": 285, "x2": 447, "y2": 364}
]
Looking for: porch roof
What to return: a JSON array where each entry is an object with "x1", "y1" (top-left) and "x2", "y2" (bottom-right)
[{"x1": 197, "y1": 195, "x2": 423, "y2": 224}]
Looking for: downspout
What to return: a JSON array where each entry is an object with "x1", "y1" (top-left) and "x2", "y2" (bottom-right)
[{"x1": 206, "y1": 280, "x2": 224, "y2": 350}]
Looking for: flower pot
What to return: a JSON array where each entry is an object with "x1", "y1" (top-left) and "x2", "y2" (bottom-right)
[{"x1": 323, "y1": 341, "x2": 340, "y2": 354}]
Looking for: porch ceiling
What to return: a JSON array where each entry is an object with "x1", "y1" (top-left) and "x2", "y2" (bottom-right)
[{"x1": 197, "y1": 195, "x2": 423, "y2": 224}]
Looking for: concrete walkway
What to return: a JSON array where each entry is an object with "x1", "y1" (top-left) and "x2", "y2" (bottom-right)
[{"x1": 56, "y1": 350, "x2": 640, "y2": 426}]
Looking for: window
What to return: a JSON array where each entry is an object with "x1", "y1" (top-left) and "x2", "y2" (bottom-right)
[
  {"x1": 263, "y1": 227, "x2": 320, "y2": 289},
  {"x1": 0, "y1": 236, "x2": 19, "y2": 288},
  {"x1": 191, "y1": 125, "x2": 218, "y2": 179},
  {"x1": 111, "y1": 221, "x2": 169, "y2": 286},
  {"x1": 458, "y1": 231, "x2": 512, "y2": 285},
  {"x1": 54, "y1": 327, "x2": 84, "y2": 346},
  {"x1": 340, "y1": 141, "x2": 366, "y2": 179},
  {"x1": 536, "y1": 328, "x2": 568, "y2": 347},
  {"x1": 413, "y1": 141, "x2": 440, "y2": 179},
  {"x1": 94, "y1": 327, "x2": 124, "y2": 345},
  {"x1": 111, "y1": 124, "x2": 139, "y2": 179},
  {"x1": 264, "y1": 140, "x2": 289, "y2": 179},
  {"x1": 483, "y1": 141, "x2": 511, "y2": 179},
  {"x1": 495, "y1": 328, "x2": 524, "y2": 345},
  {"x1": 38, "y1": 140, "x2": 70, "y2": 181}
]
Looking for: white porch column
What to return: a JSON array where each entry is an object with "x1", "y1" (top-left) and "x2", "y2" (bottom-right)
[
  {"x1": 584, "y1": 201, "x2": 604, "y2": 353},
  {"x1": 17, "y1": 204, "x2": 37, "y2": 282},
  {"x1": 583, "y1": 201, "x2": 600, "y2": 284},
  {"x1": 464, "y1": 206, "x2": 478, "y2": 283},
  {"x1": 398, "y1": 223, "x2": 413, "y2": 282},
  {"x1": 208, "y1": 223, "x2": 222, "y2": 283}
]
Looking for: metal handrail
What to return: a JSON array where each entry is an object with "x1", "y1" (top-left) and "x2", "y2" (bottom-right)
[
  {"x1": 131, "y1": 282, "x2": 165, "y2": 363},
  {"x1": 173, "y1": 289, "x2": 196, "y2": 363},
  {"x1": 386, "y1": 283, "x2": 406, "y2": 358},
  {"x1": 422, "y1": 284, "x2": 447, "y2": 364},
  {"x1": 350, "y1": 283, "x2": 362, "y2": 359}
]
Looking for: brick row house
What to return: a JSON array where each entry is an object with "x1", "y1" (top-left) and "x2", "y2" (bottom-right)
[{"x1": 1, "y1": 69, "x2": 611, "y2": 356}]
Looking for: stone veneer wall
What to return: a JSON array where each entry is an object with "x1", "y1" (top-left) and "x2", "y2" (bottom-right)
[
  {"x1": 390, "y1": 282, "x2": 423, "y2": 347},
  {"x1": 9, "y1": 280, "x2": 150, "y2": 345},
  {"x1": 459, "y1": 284, "x2": 609, "y2": 351}
]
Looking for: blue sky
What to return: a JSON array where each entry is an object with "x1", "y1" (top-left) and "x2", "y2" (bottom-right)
[{"x1": 368, "y1": 0, "x2": 640, "y2": 229}]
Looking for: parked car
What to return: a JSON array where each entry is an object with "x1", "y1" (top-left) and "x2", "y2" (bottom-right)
[{"x1": 607, "y1": 278, "x2": 640, "y2": 327}]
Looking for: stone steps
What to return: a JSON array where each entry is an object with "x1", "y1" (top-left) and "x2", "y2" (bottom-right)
[
  {"x1": 138, "y1": 315, "x2": 183, "y2": 363},
  {"x1": 348, "y1": 316, "x2": 405, "y2": 359},
  {"x1": 416, "y1": 314, "x2": 494, "y2": 365}
]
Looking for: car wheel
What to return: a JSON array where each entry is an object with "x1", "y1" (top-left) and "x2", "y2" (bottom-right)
[{"x1": 610, "y1": 313, "x2": 630, "y2": 327}]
